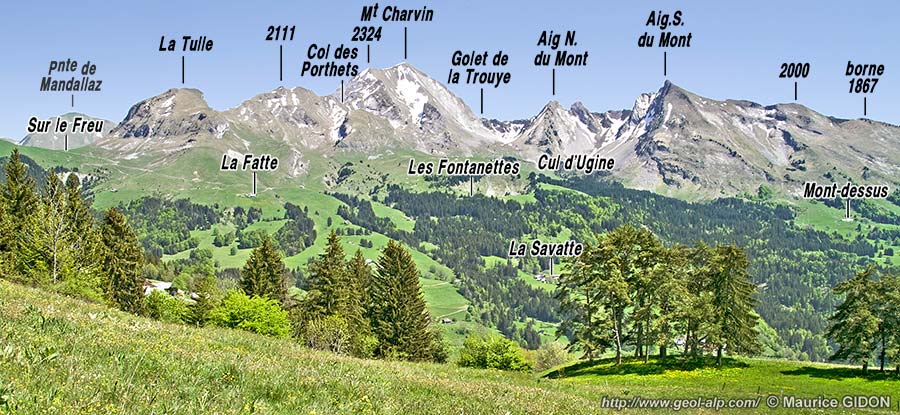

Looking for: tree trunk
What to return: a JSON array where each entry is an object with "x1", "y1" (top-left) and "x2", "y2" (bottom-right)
[
  {"x1": 660, "y1": 345, "x2": 667, "y2": 360},
  {"x1": 634, "y1": 325, "x2": 643, "y2": 358},
  {"x1": 716, "y1": 345, "x2": 723, "y2": 367},
  {"x1": 644, "y1": 343, "x2": 650, "y2": 363},
  {"x1": 614, "y1": 312, "x2": 623, "y2": 365},
  {"x1": 52, "y1": 238, "x2": 58, "y2": 284},
  {"x1": 635, "y1": 297, "x2": 645, "y2": 358},
  {"x1": 879, "y1": 331, "x2": 886, "y2": 372},
  {"x1": 862, "y1": 361, "x2": 868, "y2": 374}
]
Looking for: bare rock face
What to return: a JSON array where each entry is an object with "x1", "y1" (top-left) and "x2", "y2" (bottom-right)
[{"x1": 112, "y1": 88, "x2": 228, "y2": 141}]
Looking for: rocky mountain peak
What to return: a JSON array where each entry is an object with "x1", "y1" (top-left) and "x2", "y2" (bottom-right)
[{"x1": 111, "y1": 88, "x2": 226, "y2": 140}]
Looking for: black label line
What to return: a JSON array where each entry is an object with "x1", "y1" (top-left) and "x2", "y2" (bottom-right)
[
  {"x1": 70, "y1": 94, "x2": 74, "y2": 108},
  {"x1": 181, "y1": 55, "x2": 185, "y2": 84},
  {"x1": 864, "y1": 96, "x2": 867, "y2": 116},
  {"x1": 367, "y1": 44, "x2": 371, "y2": 64},
  {"x1": 64, "y1": 134, "x2": 68, "y2": 152},
  {"x1": 663, "y1": 51, "x2": 667, "y2": 77},
  {"x1": 552, "y1": 68, "x2": 556, "y2": 95},
  {"x1": 341, "y1": 80, "x2": 344, "y2": 103},
  {"x1": 252, "y1": 171, "x2": 257, "y2": 196},
  {"x1": 480, "y1": 88, "x2": 484, "y2": 114},
  {"x1": 404, "y1": 27, "x2": 408, "y2": 59},
  {"x1": 794, "y1": 81, "x2": 798, "y2": 101},
  {"x1": 279, "y1": 45, "x2": 283, "y2": 82}
]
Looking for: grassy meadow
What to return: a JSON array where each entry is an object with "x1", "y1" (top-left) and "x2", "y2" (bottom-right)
[{"x1": 2, "y1": 279, "x2": 898, "y2": 414}]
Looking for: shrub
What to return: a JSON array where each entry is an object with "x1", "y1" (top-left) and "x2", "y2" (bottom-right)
[
  {"x1": 458, "y1": 334, "x2": 532, "y2": 371},
  {"x1": 303, "y1": 315, "x2": 352, "y2": 354},
  {"x1": 300, "y1": 314, "x2": 380, "y2": 358},
  {"x1": 535, "y1": 342, "x2": 570, "y2": 372},
  {"x1": 144, "y1": 290, "x2": 189, "y2": 323},
  {"x1": 209, "y1": 290, "x2": 291, "y2": 337}
]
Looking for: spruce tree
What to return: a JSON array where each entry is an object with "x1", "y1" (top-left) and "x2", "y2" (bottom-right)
[
  {"x1": 369, "y1": 240, "x2": 438, "y2": 361},
  {"x1": 189, "y1": 274, "x2": 220, "y2": 326},
  {"x1": 304, "y1": 231, "x2": 351, "y2": 318},
  {"x1": 348, "y1": 249, "x2": 371, "y2": 315},
  {"x1": 0, "y1": 183, "x2": 9, "y2": 275},
  {"x1": 100, "y1": 208, "x2": 145, "y2": 314},
  {"x1": 240, "y1": 235, "x2": 288, "y2": 305},
  {"x1": 63, "y1": 174, "x2": 102, "y2": 299},
  {"x1": 2, "y1": 149, "x2": 39, "y2": 277},
  {"x1": 828, "y1": 265, "x2": 880, "y2": 372},
  {"x1": 2, "y1": 149, "x2": 38, "y2": 221}
]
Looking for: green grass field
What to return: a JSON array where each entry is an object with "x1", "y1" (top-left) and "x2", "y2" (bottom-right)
[
  {"x1": 794, "y1": 199, "x2": 900, "y2": 266},
  {"x1": 1, "y1": 279, "x2": 897, "y2": 414}
]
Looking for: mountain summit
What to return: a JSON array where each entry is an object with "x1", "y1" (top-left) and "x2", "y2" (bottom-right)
[{"x1": 23, "y1": 65, "x2": 898, "y2": 199}]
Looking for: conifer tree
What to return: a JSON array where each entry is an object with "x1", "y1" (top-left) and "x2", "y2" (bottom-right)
[
  {"x1": 240, "y1": 235, "x2": 288, "y2": 305},
  {"x1": 683, "y1": 242, "x2": 716, "y2": 357},
  {"x1": 828, "y1": 265, "x2": 880, "y2": 373},
  {"x1": 304, "y1": 231, "x2": 352, "y2": 317},
  {"x1": 612, "y1": 226, "x2": 662, "y2": 359},
  {"x1": 100, "y1": 208, "x2": 145, "y2": 314},
  {"x1": 639, "y1": 245, "x2": 690, "y2": 361},
  {"x1": 370, "y1": 240, "x2": 439, "y2": 361},
  {"x1": 62, "y1": 174, "x2": 103, "y2": 298},
  {"x1": 557, "y1": 241, "x2": 612, "y2": 361},
  {"x1": 2, "y1": 149, "x2": 39, "y2": 277},
  {"x1": 706, "y1": 245, "x2": 761, "y2": 366},
  {"x1": 347, "y1": 249, "x2": 372, "y2": 319},
  {"x1": 0, "y1": 183, "x2": 9, "y2": 275},
  {"x1": 189, "y1": 274, "x2": 220, "y2": 326}
]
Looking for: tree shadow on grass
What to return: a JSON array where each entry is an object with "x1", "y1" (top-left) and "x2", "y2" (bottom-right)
[
  {"x1": 780, "y1": 366, "x2": 900, "y2": 381},
  {"x1": 546, "y1": 356, "x2": 749, "y2": 379}
]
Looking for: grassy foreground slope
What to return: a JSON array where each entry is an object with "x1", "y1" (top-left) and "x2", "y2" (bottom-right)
[
  {"x1": 2, "y1": 280, "x2": 898, "y2": 415},
  {"x1": 0, "y1": 280, "x2": 591, "y2": 415}
]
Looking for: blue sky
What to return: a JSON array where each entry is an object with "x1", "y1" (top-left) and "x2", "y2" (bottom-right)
[{"x1": 1, "y1": 0, "x2": 897, "y2": 138}]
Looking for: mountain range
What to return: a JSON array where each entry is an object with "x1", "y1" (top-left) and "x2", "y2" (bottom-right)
[{"x1": 16, "y1": 62, "x2": 900, "y2": 199}]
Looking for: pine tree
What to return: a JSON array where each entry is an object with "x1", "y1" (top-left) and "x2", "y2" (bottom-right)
[
  {"x1": 706, "y1": 245, "x2": 761, "y2": 366},
  {"x1": 240, "y1": 235, "x2": 288, "y2": 305},
  {"x1": 100, "y1": 208, "x2": 145, "y2": 314},
  {"x1": 640, "y1": 245, "x2": 690, "y2": 361},
  {"x1": 592, "y1": 232, "x2": 633, "y2": 365},
  {"x1": 684, "y1": 242, "x2": 716, "y2": 357},
  {"x1": 370, "y1": 240, "x2": 439, "y2": 361},
  {"x1": 611, "y1": 226, "x2": 662, "y2": 359},
  {"x1": 557, "y1": 241, "x2": 612, "y2": 361},
  {"x1": 828, "y1": 266, "x2": 880, "y2": 373}
]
